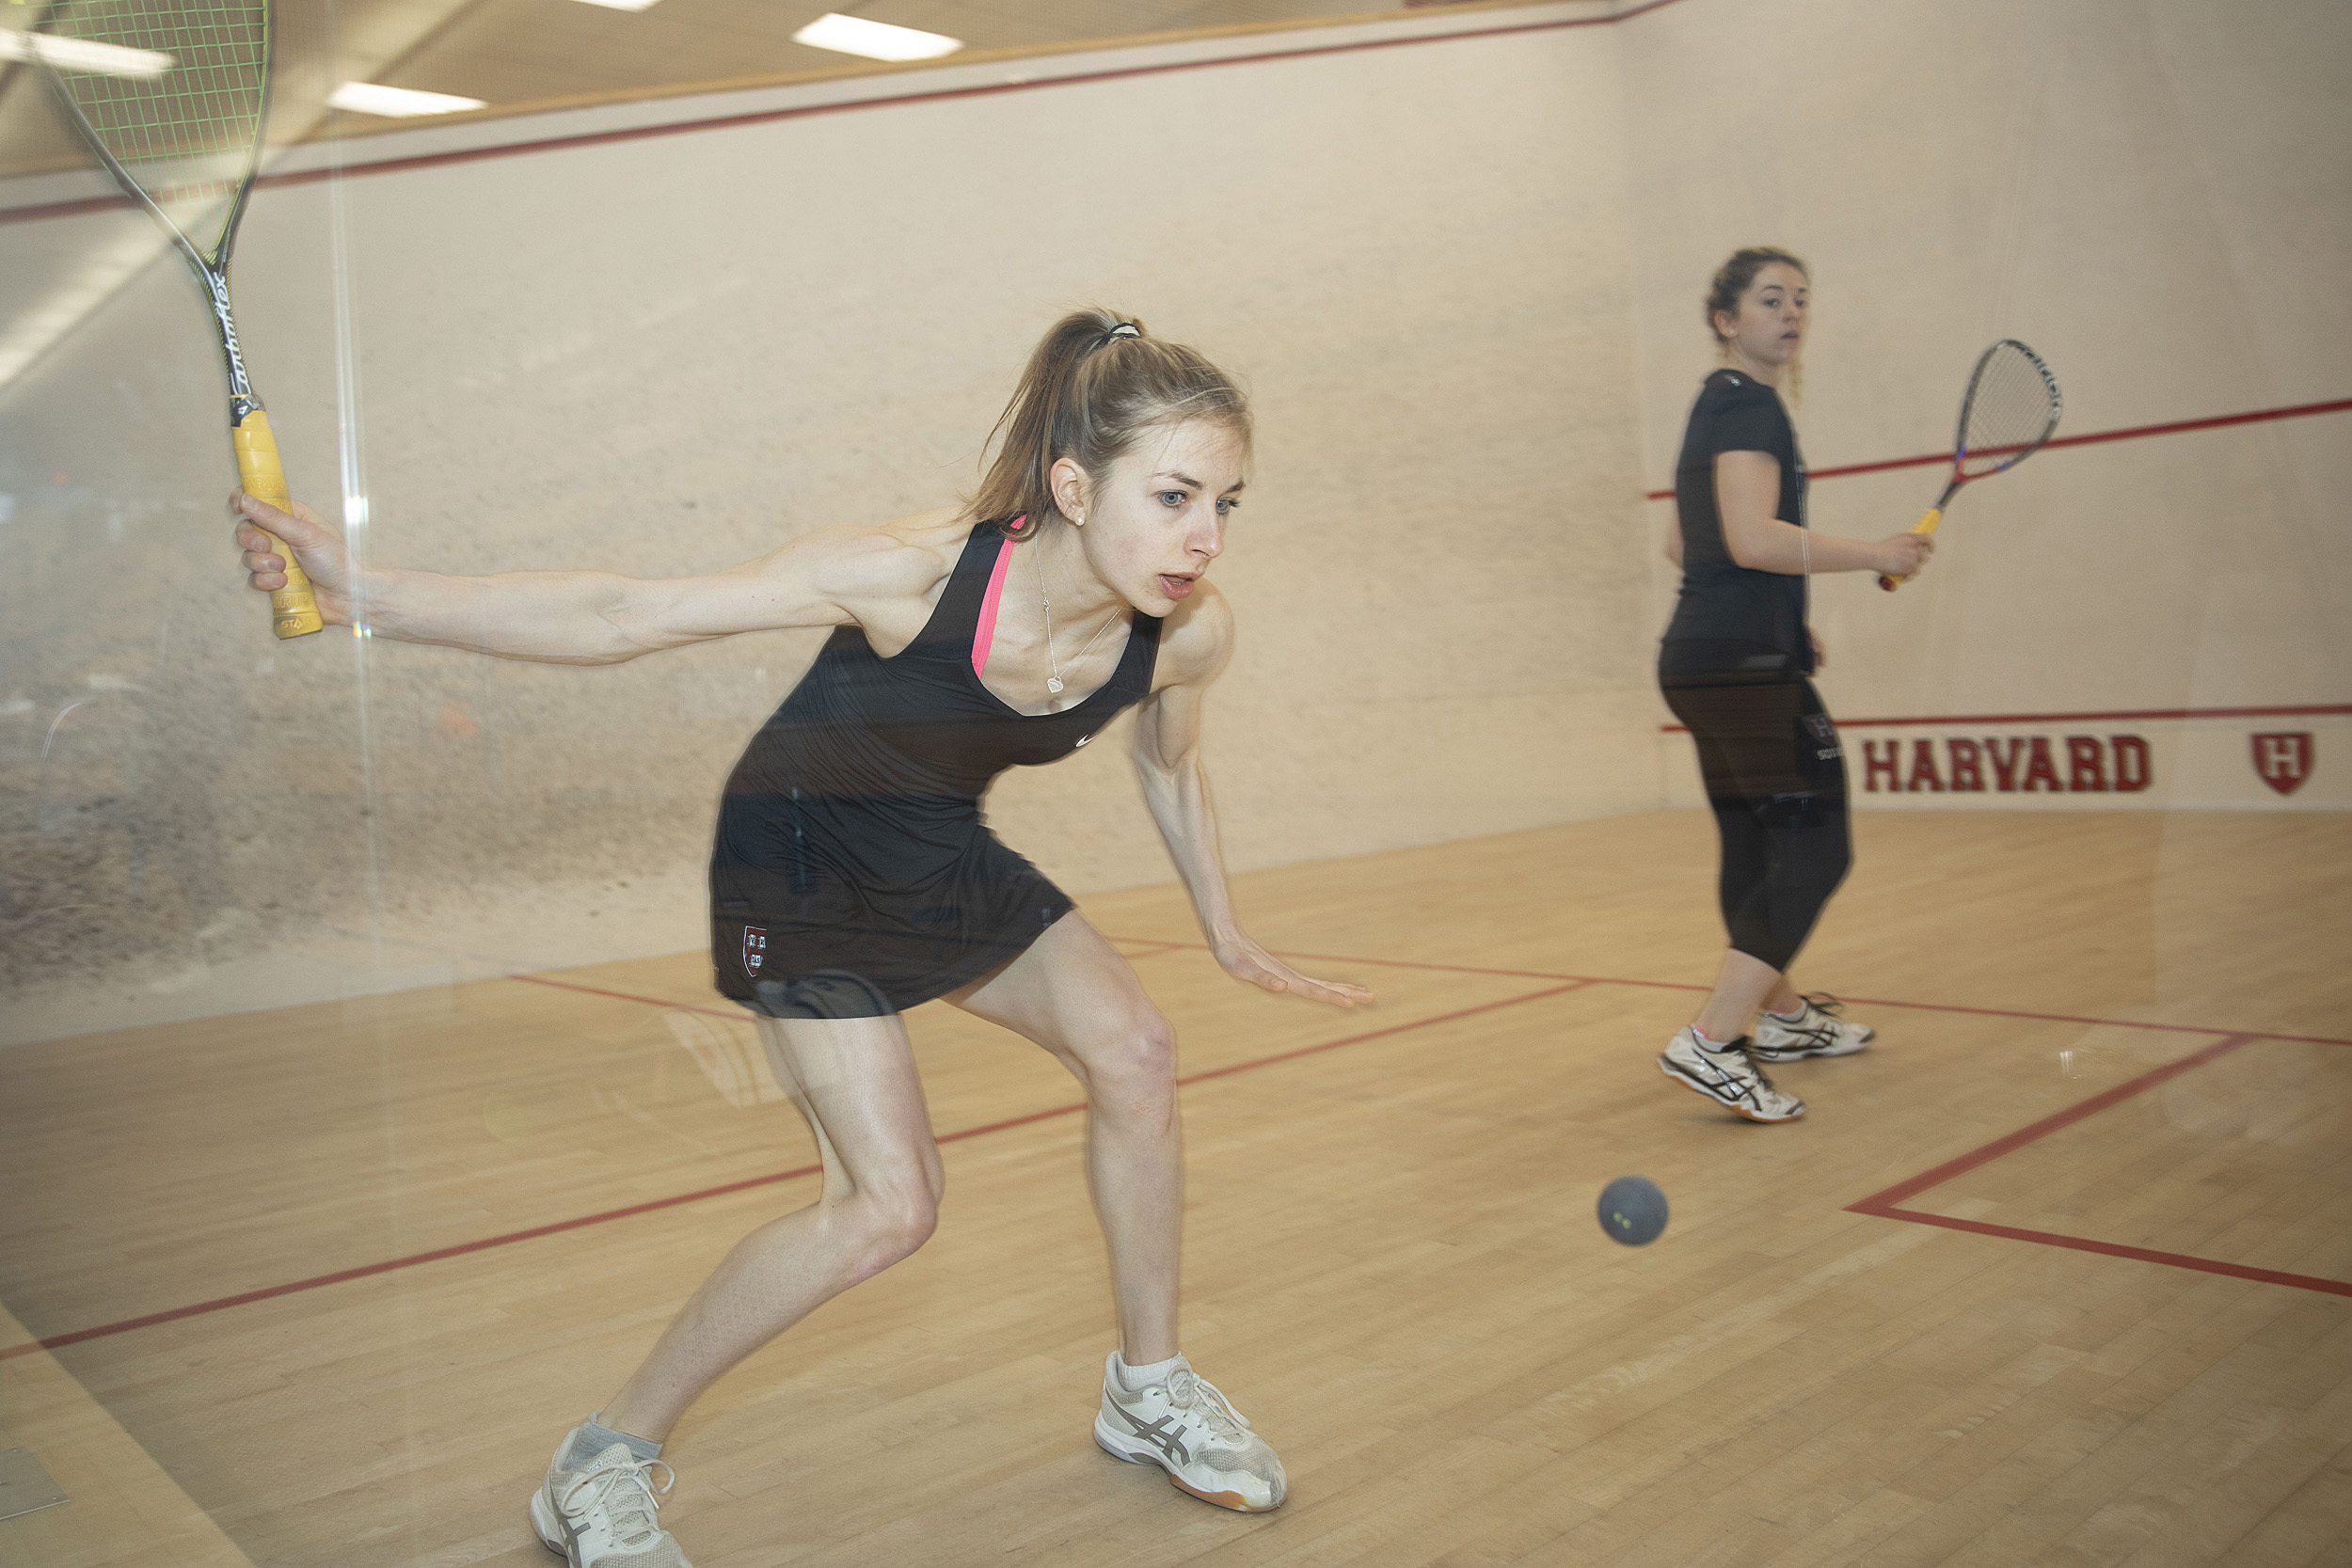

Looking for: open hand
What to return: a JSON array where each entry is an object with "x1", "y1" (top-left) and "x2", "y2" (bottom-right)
[
  {"x1": 232, "y1": 490, "x2": 355, "y2": 624},
  {"x1": 1212, "y1": 933, "x2": 1373, "y2": 1009}
]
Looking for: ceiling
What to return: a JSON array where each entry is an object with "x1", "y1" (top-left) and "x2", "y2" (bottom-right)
[{"x1": 1, "y1": 0, "x2": 1491, "y2": 180}]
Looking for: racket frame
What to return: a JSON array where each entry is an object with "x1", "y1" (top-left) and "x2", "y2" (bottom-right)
[
  {"x1": 1880, "y1": 338, "x2": 2061, "y2": 592},
  {"x1": 30, "y1": 0, "x2": 322, "y2": 638}
]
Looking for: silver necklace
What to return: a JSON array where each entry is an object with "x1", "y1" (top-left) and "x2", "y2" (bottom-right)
[{"x1": 1036, "y1": 550, "x2": 1120, "y2": 695}]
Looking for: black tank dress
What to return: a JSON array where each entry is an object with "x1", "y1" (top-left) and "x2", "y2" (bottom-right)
[{"x1": 709, "y1": 521, "x2": 1164, "y2": 1020}]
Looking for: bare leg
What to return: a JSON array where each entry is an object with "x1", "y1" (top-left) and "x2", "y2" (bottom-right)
[
  {"x1": 951, "y1": 914, "x2": 1181, "y2": 1365},
  {"x1": 600, "y1": 1013, "x2": 945, "y2": 1442},
  {"x1": 1692, "y1": 947, "x2": 1791, "y2": 1044}
]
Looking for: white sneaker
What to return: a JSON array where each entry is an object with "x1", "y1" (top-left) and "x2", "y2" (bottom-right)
[
  {"x1": 530, "y1": 1438, "x2": 691, "y2": 1567},
  {"x1": 1658, "y1": 1026, "x2": 1805, "y2": 1123},
  {"x1": 1750, "y1": 994, "x2": 1874, "y2": 1062},
  {"x1": 1095, "y1": 1354, "x2": 1287, "y2": 1512}
]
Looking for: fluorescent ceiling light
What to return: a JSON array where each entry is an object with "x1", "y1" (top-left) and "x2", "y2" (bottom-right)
[
  {"x1": 791, "y1": 13, "x2": 961, "y2": 62},
  {"x1": 571, "y1": 0, "x2": 664, "y2": 12},
  {"x1": 328, "y1": 81, "x2": 486, "y2": 117},
  {"x1": 0, "y1": 30, "x2": 173, "y2": 77}
]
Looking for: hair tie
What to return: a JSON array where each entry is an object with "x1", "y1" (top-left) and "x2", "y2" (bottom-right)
[{"x1": 1099, "y1": 322, "x2": 1140, "y2": 347}]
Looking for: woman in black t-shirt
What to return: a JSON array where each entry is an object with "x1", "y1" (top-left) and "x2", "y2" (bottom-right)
[{"x1": 1654, "y1": 248, "x2": 1933, "y2": 1124}]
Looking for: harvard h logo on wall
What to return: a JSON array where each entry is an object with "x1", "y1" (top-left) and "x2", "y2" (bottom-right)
[
  {"x1": 2250, "y1": 733, "x2": 2313, "y2": 796},
  {"x1": 742, "y1": 926, "x2": 768, "y2": 976}
]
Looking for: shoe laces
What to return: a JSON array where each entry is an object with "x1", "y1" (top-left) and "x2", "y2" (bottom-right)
[
  {"x1": 1709, "y1": 1037, "x2": 1783, "y2": 1093},
  {"x1": 1166, "y1": 1366, "x2": 1252, "y2": 1440},
  {"x1": 1799, "y1": 992, "x2": 1845, "y2": 1018},
  {"x1": 561, "y1": 1453, "x2": 675, "y2": 1549}
]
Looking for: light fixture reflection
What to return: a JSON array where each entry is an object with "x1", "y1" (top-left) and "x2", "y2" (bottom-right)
[
  {"x1": 0, "y1": 30, "x2": 173, "y2": 77},
  {"x1": 791, "y1": 12, "x2": 962, "y2": 62},
  {"x1": 327, "y1": 81, "x2": 487, "y2": 117}
]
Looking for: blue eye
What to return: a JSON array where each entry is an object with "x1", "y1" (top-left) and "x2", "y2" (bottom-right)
[
  {"x1": 1216, "y1": 497, "x2": 1238, "y2": 515},
  {"x1": 1158, "y1": 490, "x2": 1186, "y2": 506}
]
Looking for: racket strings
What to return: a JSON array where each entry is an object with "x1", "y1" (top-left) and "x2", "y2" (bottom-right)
[
  {"x1": 39, "y1": 0, "x2": 268, "y2": 252},
  {"x1": 1957, "y1": 343, "x2": 2060, "y2": 478}
]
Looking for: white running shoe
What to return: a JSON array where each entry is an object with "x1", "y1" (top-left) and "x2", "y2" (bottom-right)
[
  {"x1": 1658, "y1": 1026, "x2": 1805, "y2": 1123},
  {"x1": 1749, "y1": 993, "x2": 1875, "y2": 1062},
  {"x1": 530, "y1": 1438, "x2": 691, "y2": 1567},
  {"x1": 1094, "y1": 1354, "x2": 1287, "y2": 1512}
]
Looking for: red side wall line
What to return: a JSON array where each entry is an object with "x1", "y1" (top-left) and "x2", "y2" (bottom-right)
[
  {"x1": 1141, "y1": 941, "x2": 2352, "y2": 1047},
  {"x1": 1660, "y1": 702, "x2": 2352, "y2": 735},
  {"x1": 0, "y1": 977, "x2": 1581, "y2": 1360},
  {"x1": 1845, "y1": 1033, "x2": 2352, "y2": 1297},
  {"x1": 0, "y1": 2, "x2": 1694, "y2": 228},
  {"x1": 1848, "y1": 1033, "x2": 2258, "y2": 1211},
  {"x1": 1642, "y1": 396, "x2": 2352, "y2": 501},
  {"x1": 511, "y1": 972, "x2": 744, "y2": 1018},
  {"x1": 10, "y1": 939, "x2": 2341, "y2": 1359},
  {"x1": 1847, "y1": 1212, "x2": 2352, "y2": 1299}
]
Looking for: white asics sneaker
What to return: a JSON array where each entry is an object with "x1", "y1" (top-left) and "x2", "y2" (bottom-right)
[
  {"x1": 530, "y1": 1439, "x2": 691, "y2": 1567},
  {"x1": 1658, "y1": 1026, "x2": 1805, "y2": 1123},
  {"x1": 1094, "y1": 1354, "x2": 1287, "y2": 1512},
  {"x1": 1749, "y1": 993, "x2": 1875, "y2": 1063}
]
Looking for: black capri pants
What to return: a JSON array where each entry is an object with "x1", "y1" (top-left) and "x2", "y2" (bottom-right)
[{"x1": 1661, "y1": 670, "x2": 1851, "y2": 973}]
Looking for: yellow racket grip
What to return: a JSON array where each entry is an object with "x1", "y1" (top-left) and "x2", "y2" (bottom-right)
[
  {"x1": 1877, "y1": 506, "x2": 1943, "y2": 593},
  {"x1": 230, "y1": 407, "x2": 324, "y2": 639}
]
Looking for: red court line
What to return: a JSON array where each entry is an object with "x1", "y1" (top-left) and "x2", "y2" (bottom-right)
[
  {"x1": 512, "y1": 972, "x2": 743, "y2": 1018},
  {"x1": 1125, "y1": 939, "x2": 2352, "y2": 1048},
  {"x1": 1661, "y1": 702, "x2": 2352, "y2": 735},
  {"x1": 1847, "y1": 1033, "x2": 2352, "y2": 1296},
  {"x1": 0, "y1": 2, "x2": 1693, "y2": 228},
  {"x1": 1641, "y1": 397, "x2": 2352, "y2": 501},
  {"x1": 0, "y1": 977, "x2": 1579, "y2": 1360}
]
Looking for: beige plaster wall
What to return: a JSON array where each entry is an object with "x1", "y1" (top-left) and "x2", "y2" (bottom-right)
[
  {"x1": 0, "y1": 8, "x2": 1655, "y2": 1042},
  {"x1": 7, "y1": 0, "x2": 2341, "y2": 1043},
  {"x1": 1617, "y1": 0, "x2": 2351, "y2": 809}
]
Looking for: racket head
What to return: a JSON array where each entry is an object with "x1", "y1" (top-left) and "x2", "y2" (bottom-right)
[
  {"x1": 1952, "y1": 338, "x2": 2062, "y2": 482},
  {"x1": 30, "y1": 0, "x2": 272, "y2": 267}
]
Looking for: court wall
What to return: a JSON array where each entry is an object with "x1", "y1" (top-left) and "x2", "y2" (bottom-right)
[
  {"x1": 5, "y1": 0, "x2": 2342, "y2": 1043},
  {"x1": 0, "y1": 6, "x2": 1656, "y2": 1042},
  {"x1": 1615, "y1": 0, "x2": 2352, "y2": 812}
]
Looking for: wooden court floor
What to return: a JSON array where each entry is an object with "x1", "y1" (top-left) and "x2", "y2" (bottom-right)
[{"x1": 3, "y1": 808, "x2": 2349, "y2": 1568}]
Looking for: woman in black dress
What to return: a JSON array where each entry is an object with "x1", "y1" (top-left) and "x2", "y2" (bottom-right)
[
  {"x1": 236, "y1": 309, "x2": 1365, "y2": 1565},
  {"x1": 1655, "y1": 250, "x2": 1932, "y2": 1125}
]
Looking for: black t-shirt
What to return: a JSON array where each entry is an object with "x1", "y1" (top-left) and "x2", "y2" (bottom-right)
[{"x1": 1661, "y1": 370, "x2": 1811, "y2": 676}]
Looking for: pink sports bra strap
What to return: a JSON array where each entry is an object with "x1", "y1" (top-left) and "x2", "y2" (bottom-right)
[{"x1": 972, "y1": 528, "x2": 1017, "y2": 678}]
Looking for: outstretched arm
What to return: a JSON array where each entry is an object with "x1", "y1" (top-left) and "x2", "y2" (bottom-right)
[
  {"x1": 231, "y1": 491, "x2": 927, "y2": 665},
  {"x1": 1130, "y1": 592, "x2": 1370, "y2": 1009}
]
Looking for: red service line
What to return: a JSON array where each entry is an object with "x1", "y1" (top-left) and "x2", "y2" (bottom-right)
[
  {"x1": 1136, "y1": 940, "x2": 2352, "y2": 1048},
  {"x1": 7, "y1": 943, "x2": 2340, "y2": 1359},
  {"x1": 1847, "y1": 1033, "x2": 2352, "y2": 1298},
  {"x1": 1659, "y1": 701, "x2": 2352, "y2": 735},
  {"x1": 1641, "y1": 397, "x2": 2352, "y2": 502},
  {"x1": 0, "y1": 973, "x2": 1581, "y2": 1361}
]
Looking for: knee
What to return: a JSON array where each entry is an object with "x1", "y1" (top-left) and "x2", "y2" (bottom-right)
[
  {"x1": 840, "y1": 1178, "x2": 940, "y2": 1277},
  {"x1": 1083, "y1": 1010, "x2": 1178, "y2": 1117}
]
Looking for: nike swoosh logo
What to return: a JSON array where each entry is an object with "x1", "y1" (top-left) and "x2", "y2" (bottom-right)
[{"x1": 1073, "y1": 735, "x2": 1092, "y2": 747}]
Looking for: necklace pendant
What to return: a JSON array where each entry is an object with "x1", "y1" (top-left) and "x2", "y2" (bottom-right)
[{"x1": 1046, "y1": 676, "x2": 1065, "y2": 694}]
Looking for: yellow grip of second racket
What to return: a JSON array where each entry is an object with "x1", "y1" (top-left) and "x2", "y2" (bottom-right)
[
  {"x1": 231, "y1": 407, "x2": 324, "y2": 639},
  {"x1": 1877, "y1": 507, "x2": 1942, "y2": 593}
]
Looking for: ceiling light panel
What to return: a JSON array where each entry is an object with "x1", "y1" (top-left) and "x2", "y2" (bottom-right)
[
  {"x1": 0, "y1": 30, "x2": 173, "y2": 77},
  {"x1": 790, "y1": 13, "x2": 962, "y2": 62},
  {"x1": 328, "y1": 82, "x2": 488, "y2": 117}
]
